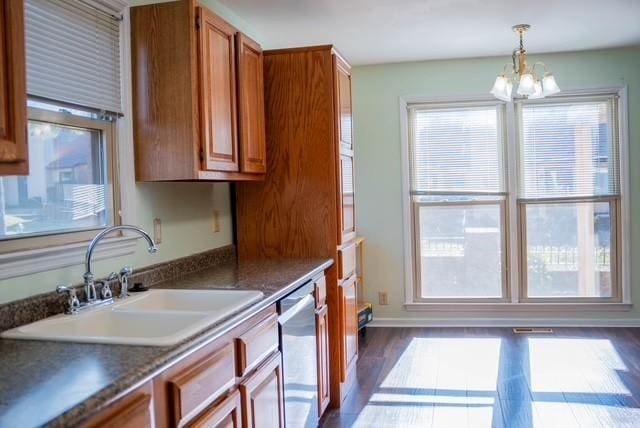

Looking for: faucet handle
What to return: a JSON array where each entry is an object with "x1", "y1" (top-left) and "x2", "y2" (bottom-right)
[
  {"x1": 97, "y1": 272, "x2": 118, "y2": 300},
  {"x1": 57, "y1": 285, "x2": 80, "y2": 315},
  {"x1": 118, "y1": 266, "x2": 134, "y2": 299}
]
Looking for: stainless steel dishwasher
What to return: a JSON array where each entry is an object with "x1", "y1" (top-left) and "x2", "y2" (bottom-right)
[{"x1": 278, "y1": 281, "x2": 319, "y2": 428}]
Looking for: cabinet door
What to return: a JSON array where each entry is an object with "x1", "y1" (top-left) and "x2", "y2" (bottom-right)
[
  {"x1": 339, "y1": 275, "x2": 358, "y2": 382},
  {"x1": 236, "y1": 33, "x2": 266, "y2": 174},
  {"x1": 315, "y1": 304, "x2": 330, "y2": 416},
  {"x1": 338, "y1": 154, "x2": 356, "y2": 245},
  {"x1": 0, "y1": 0, "x2": 27, "y2": 176},
  {"x1": 189, "y1": 390, "x2": 242, "y2": 428},
  {"x1": 197, "y1": 7, "x2": 238, "y2": 172},
  {"x1": 239, "y1": 352, "x2": 284, "y2": 428},
  {"x1": 334, "y1": 56, "x2": 352, "y2": 153}
]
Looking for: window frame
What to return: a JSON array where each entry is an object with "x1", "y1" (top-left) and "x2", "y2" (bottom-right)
[
  {"x1": 515, "y1": 93, "x2": 623, "y2": 303},
  {"x1": 406, "y1": 99, "x2": 510, "y2": 303},
  {"x1": 400, "y1": 87, "x2": 630, "y2": 308},
  {"x1": 0, "y1": 106, "x2": 121, "y2": 254}
]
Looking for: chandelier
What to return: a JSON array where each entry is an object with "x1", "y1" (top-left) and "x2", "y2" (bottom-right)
[{"x1": 490, "y1": 24, "x2": 561, "y2": 102}]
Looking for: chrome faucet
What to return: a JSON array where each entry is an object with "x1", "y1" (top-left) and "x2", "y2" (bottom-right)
[
  {"x1": 84, "y1": 225, "x2": 158, "y2": 302},
  {"x1": 57, "y1": 225, "x2": 158, "y2": 314}
]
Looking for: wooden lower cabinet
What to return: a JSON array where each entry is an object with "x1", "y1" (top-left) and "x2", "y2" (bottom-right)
[
  {"x1": 339, "y1": 274, "x2": 358, "y2": 382},
  {"x1": 189, "y1": 390, "x2": 242, "y2": 428},
  {"x1": 239, "y1": 352, "x2": 284, "y2": 428},
  {"x1": 315, "y1": 304, "x2": 330, "y2": 416},
  {"x1": 82, "y1": 382, "x2": 154, "y2": 428}
]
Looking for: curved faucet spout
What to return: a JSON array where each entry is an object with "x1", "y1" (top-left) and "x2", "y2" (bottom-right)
[{"x1": 85, "y1": 225, "x2": 158, "y2": 276}]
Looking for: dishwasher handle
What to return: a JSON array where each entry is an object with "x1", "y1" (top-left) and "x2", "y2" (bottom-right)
[{"x1": 278, "y1": 294, "x2": 314, "y2": 325}]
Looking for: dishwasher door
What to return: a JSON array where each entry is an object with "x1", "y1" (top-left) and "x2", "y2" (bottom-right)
[{"x1": 278, "y1": 282, "x2": 319, "y2": 428}]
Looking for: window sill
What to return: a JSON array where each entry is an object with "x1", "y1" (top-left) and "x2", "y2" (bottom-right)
[
  {"x1": 404, "y1": 302, "x2": 633, "y2": 312},
  {"x1": 0, "y1": 236, "x2": 139, "y2": 280}
]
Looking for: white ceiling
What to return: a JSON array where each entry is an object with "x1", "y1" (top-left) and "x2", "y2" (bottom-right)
[{"x1": 217, "y1": 0, "x2": 640, "y2": 65}]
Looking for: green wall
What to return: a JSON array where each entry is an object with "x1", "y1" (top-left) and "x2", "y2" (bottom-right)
[
  {"x1": 0, "y1": 0, "x2": 261, "y2": 304},
  {"x1": 352, "y1": 46, "x2": 640, "y2": 322}
]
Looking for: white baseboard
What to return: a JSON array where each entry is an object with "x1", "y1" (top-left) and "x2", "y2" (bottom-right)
[{"x1": 368, "y1": 317, "x2": 640, "y2": 328}]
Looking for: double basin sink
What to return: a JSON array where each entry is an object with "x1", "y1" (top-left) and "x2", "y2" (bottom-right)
[{"x1": 1, "y1": 289, "x2": 264, "y2": 346}]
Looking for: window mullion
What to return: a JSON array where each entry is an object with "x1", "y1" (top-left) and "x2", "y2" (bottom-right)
[{"x1": 505, "y1": 101, "x2": 520, "y2": 303}]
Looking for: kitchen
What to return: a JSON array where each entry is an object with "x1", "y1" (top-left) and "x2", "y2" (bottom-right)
[{"x1": 0, "y1": 1, "x2": 639, "y2": 427}]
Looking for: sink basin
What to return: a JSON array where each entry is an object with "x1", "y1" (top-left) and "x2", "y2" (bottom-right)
[
  {"x1": 1, "y1": 309, "x2": 210, "y2": 346},
  {"x1": 1, "y1": 289, "x2": 264, "y2": 346},
  {"x1": 116, "y1": 289, "x2": 264, "y2": 316}
]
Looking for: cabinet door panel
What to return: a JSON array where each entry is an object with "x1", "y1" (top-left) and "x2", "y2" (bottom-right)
[
  {"x1": 339, "y1": 275, "x2": 358, "y2": 382},
  {"x1": 315, "y1": 304, "x2": 330, "y2": 416},
  {"x1": 197, "y1": 7, "x2": 238, "y2": 172},
  {"x1": 0, "y1": 0, "x2": 27, "y2": 175},
  {"x1": 189, "y1": 390, "x2": 242, "y2": 428},
  {"x1": 236, "y1": 33, "x2": 266, "y2": 174},
  {"x1": 338, "y1": 154, "x2": 356, "y2": 244},
  {"x1": 334, "y1": 56, "x2": 352, "y2": 152},
  {"x1": 239, "y1": 352, "x2": 284, "y2": 428}
]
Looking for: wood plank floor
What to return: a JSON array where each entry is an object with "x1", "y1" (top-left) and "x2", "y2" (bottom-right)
[{"x1": 320, "y1": 327, "x2": 640, "y2": 428}]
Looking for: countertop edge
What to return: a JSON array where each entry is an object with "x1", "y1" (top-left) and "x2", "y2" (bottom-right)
[{"x1": 48, "y1": 258, "x2": 334, "y2": 427}]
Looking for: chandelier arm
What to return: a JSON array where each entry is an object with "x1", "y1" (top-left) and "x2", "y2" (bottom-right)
[{"x1": 531, "y1": 61, "x2": 547, "y2": 79}]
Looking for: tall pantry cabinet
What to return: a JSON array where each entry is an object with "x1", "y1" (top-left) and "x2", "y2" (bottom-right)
[{"x1": 236, "y1": 45, "x2": 358, "y2": 406}]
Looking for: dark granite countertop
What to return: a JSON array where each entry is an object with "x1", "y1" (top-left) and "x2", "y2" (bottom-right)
[{"x1": 0, "y1": 257, "x2": 333, "y2": 428}]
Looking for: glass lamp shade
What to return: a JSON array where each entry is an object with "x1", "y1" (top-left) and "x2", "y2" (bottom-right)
[
  {"x1": 490, "y1": 75, "x2": 513, "y2": 102},
  {"x1": 517, "y1": 73, "x2": 536, "y2": 96},
  {"x1": 542, "y1": 73, "x2": 561, "y2": 96},
  {"x1": 528, "y1": 80, "x2": 544, "y2": 99}
]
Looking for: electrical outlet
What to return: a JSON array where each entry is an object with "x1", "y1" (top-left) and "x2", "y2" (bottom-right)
[
  {"x1": 213, "y1": 210, "x2": 220, "y2": 233},
  {"x1": 378, "y1": 291, "x2": 389, "y2": 305},
  {"x1": 153, "y1": 218, "x2": 162, "y2": 244}
]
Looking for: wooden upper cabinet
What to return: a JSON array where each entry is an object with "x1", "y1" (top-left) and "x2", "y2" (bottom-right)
[
  {"x1": 0, "y1": 0, "x2": 27, "y2": 176},
  {"x1": 236, "y1": 33, "x2": 266, "y2": 174},
  {"x1": 338, "y1": 153, "x2": 356, "y2": 245},
  {"x1": 131, "y1": 0, "x2": 265, "y2": 181},
  {"x1": 197, "y1": 6, "x2": 238, "y2": 172},
  {"x1": 334, "y1": 56, "x2": 352, "y2": 153}
]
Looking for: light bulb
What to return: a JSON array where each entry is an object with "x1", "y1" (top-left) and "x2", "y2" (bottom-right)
[
  {"x1": 542, "y1": 73, "x2": 561, "y2": 96},
  {"x1": 517, "y1": 73, "x2": 535, "y2": 96},
  {"x1": 490, "y1": 76, "x2": 513, "y2": 102}
]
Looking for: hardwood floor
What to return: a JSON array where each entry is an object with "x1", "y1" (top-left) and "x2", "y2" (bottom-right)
[{"x1": 320, "y1": 327, "x2": 640, "y2": 428}]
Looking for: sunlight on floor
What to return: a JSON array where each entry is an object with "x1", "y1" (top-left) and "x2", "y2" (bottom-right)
[{"x1": 348, "y1": 335, "x2": 640, "y2": 428}]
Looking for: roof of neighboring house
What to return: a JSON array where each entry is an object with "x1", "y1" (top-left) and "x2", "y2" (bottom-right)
[{"x1": 46, "y1": 151, "x2": 88, "y2": 170}]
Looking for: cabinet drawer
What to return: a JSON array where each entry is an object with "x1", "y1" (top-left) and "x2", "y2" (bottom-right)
[
  {"x1": 338, "y1": 242, "x2": 356, "y2": 280},
  {"x1": 236, "y1": 312, "x2": 279, "y2": 377},
  {"x1": 188, "y1": 390, "x2": 242, "y2": 428},
  {"x1": 82, "y1": 382, "x2": 153, "y2": 428},
  {"x1": 169, "y1": 343, "x2": 236, "y2": 426},
  {"x1": 314, "y1": 275, "x2": 327, "y2": 308}
]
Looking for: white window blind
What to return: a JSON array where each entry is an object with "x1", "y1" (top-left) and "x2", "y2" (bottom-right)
[
  {"x1": 408, "y1": 104, "x2": 505, "y2": 195},
  {"x1": 518, "y1": 97, "x2": 620, "y2": 200},
  {"x1": 24, "y1": 0, "x2": 126, "y2": 114}
]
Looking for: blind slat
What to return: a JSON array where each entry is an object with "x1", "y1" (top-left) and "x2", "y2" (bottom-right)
[
  {"x1": 25, "y1": 0, "x2": 124, "y2": 114},
  {"x1": 409, "y1": 104, "x2": 505, "y2": 195},
  {"x1": 518, "y1": 98, "x2": 620, "y2": 199}
]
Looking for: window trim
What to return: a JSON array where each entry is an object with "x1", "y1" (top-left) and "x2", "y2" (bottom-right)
[
  {"x1": 0, "y1": 107, "x2": 121, "y2": 254},
  {"x1": 400, "y1": 86, "x2": 631, "y2": 309}
]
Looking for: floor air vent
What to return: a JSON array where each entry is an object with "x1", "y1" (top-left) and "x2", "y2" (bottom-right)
[{"x1": 513, "y1": 327, "x2": 553, "y2": 334}]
